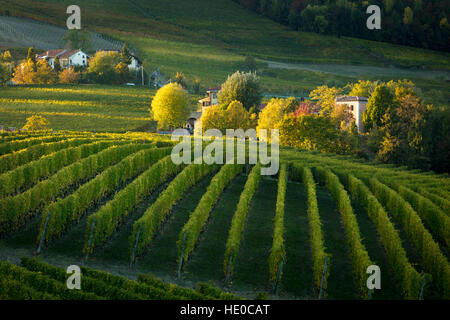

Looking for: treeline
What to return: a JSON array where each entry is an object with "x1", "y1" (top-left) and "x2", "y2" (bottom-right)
[{"x1": 234, "y1": 0, "x2": 450, "y2": 51}]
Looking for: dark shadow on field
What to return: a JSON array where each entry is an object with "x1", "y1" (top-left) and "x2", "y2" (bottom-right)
[
  {"x1": 134, "y1": 173, "x2": 216, "y2": 278},
  {"x1": 278, "y1": 182, "x2": 314, "y2": 299},
  {"x1": 183, "y1": 174, "x2": 246, "y2": 285},
  {"x1": 316, "y1": 186, "x2": 359, "y2": 300},
  {"x1": 231, "y1": 178, "x2": 277, "y2": 293}
]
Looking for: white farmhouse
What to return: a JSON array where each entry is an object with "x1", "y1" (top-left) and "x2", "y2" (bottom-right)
[
  {"x1": 36, "y1": 49, "x2": 89, "y2": 69},
  {"x1": 335, "y1": 96, "x2": 368, "y2": 132}
]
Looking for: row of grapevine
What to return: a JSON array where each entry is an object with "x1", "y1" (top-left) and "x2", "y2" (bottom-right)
[
  {"x1": 345, "y1": 173, "x2": 424, "y2": 299},
  {"x1": 414, "y1": 187, "x2": 450, "y2": 214},
  {"x1": 0, "y1": 143, "x2": 150, "y2": 236},
  {"x1": 0, "y1": 274, "x2": 58, "y2": 300},
  {"x1": 130, "y1": 162, "x2": 220, "y2": 262},
  {"x1": 268, "y1": 163, "x2": 287, "y2": 282},
  {"x1": 0, "y1": 135, "x2": 79, "y2": 155},
  {"x1": 314, "y1": 168, "x2": 374, "y2": 298},
  {"x1": 290, "y1": 163, "x2": 330, "y2": 292},
  {"x1": 394, "y1": 185, "x2": 450, "y2": 248},
  {"x1": 83, "y1": 153, "x2": 181, "y2": 256},
  {"x1": 368, "y1": 178, "x2": 450, "y2": 299},
  {"x1": 37, "y1": 146, "x2": 169, "y2": 246},
  {"x1": 21, "y1": 258, "x2": 183, "y2": 300},
  {"x1": 0, "y1": 140, "x2": 121, "y2": 197},
  {"x1": 178, "y1": 163, "x2": 244, "y2": 264},
  {"x1": 0, "y1": 137, "x2": 97, "y2": 174},
  {"x1": 223, "y1": 163, "x2": 262, "y2": 278},
  {"x1": 0, "y1": 260, "x2": 100, "y2": 300}
]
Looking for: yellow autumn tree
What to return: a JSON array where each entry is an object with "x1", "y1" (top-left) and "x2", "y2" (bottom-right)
[
  {"x1": 12, "y1": 60, "x2": 36, "y2": 84},
  {"x1": 200, "y1": 105, "x2": 227, "y2": 133},
  {"x1": 256, "y1": 98, "x2": 290, "y2": 141},
  {"x1": 35, "y1": 60, "x2": 58, "y2": 84},
  {"x1": 151, "y1": 83, "x2": 191, "y2": 130},
  {"x1": 58, "y1": 67, "x2": 81, "y2": 84},
  {"x1": 309, "y1": 85, "x2": 343, "y2": 116},
  {"x1": 224, "y1": 100, "x2": 252, "y2": 130},
  {"x1": 22, "y1": 115, "x2": 50, "y2": 131}
]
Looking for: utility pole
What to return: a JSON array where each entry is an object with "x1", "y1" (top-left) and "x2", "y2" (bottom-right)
[{"x1": 141, "y1": 66, "x2": 144, "y2": 86}]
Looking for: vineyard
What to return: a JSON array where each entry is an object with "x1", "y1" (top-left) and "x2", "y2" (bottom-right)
[{"x1": 0, "y1": 130, "x2": 449, "y2": 300}]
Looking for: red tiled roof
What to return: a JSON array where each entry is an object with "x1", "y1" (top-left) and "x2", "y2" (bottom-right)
[
  {"x1": 207, "y1": 87, "x2": 221, "y2": 92},
  {"x1": 58, "y1": 49, "x2": 81, "y2": 59}
]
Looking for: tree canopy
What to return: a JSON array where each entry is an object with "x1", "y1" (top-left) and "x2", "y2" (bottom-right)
[{"x1": 151, "y1": 83, "x2": 191, "y2": 129}]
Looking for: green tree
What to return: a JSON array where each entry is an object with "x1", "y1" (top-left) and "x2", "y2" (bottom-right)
[
  {"x1": 309, "y1": 85, "x2": 343, "y2": 116},
  {"x1": 225, "y1": 100, "x2": 252, "y2": 130},
  {"x1": 119, "y1": 43, "x2": 132, "y2": 65},
  {"x1": 363, "y1": 84, "x2": 394, "y2": 130},
  {"x1": 1, "y1": 50, "x2": 12, "y2": 63},
  {"x1": 403, "y1": 7, "x2": 414, "y2": 25},
  {"x1": 347, "y1": 80, "x2": 379, "y2": 98},
  {"x1": 174, "y1": 72, "x2": 186, "y2": 88},
  {"x1": 53, "y1": 56, "x2": 62, "y2": 73},
  {"x1": 115, "y1": 62, "x2": 134, "y2": 84},
  {"x1": 218, "y1": 71, "x2": 262, "y2": 110},
  {"x1": 0, "y1": 63, "x2": 10, "y2": 86},
  {"x1": 151, "y1": 83, "x2": 191, "y2": 129},
  {"x1": 87, "y1": 51, "x2": 120, "y2": 84}
]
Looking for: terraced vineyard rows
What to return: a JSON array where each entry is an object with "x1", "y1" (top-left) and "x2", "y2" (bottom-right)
[{"x1": 0, "y1": 131, "x2": 448, "y2": 300}]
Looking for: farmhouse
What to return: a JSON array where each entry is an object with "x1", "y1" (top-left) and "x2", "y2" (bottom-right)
[
  {"x1": 335, "y1": 96, "x2": 368, "y2": 132},
  {"x1": 198, "y1": 87, "x2": 220, "y2": 109},
  {"x1": 36, "y1": 49, "x2": 89, "y2": 69}
]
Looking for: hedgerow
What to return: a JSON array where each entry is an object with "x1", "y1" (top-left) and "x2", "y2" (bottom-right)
[
  {"x1": 83, "y1": 153, "x2": 181, "y2": 255},
  {"x1": 0, "y1": 140, "x2": 120, "y2": 197},
  {"x1": 0, "y1": 143, "x2": 148, "y2": 236},
  {"x1": 178, "y1": 163, "x2": 244, "y2": 263},
  {"x1": 346, "y1": 173, "x2": 424, "y2": 299},
  {"x1": 368, "y1": 178, "x2": 450, "y2": 299},
  {"x1": 268, "y1": 163, "x2": 287, "y2": 282},
  {"x1": 314, "y1": 167, "x2": 374, "y2": 298},
  {"x1": 37, "y1": 147, "x2": 170, "y2": 246},
  {"x1": 130, "y1": 162, "x2": 220, "y2": 261},
  {"x1": 223, "y1": 163, "x2": 261, "y2": 278}
]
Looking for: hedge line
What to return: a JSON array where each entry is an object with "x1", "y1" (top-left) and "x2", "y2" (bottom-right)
[
  {"x1": 346, "y1": 174, "x2": 423, "y2": 299},
  {"x1": 130, "y1": 162, "x2": 220, "y2": 260},
  {"x1": 0, "y1": 138, "x2": 96, "y2": 174},
  {"x1": 291, "y1": 163, "x2": 329, "y2": 291},
  {"x1": 268, "y1": 163, "x2": 287, "y2": 282},
  {"x1": 178, "y1": 163, "x2": 244, "y2": 263},
  {"x1": 315, "y1": 168, "x2": 374, "y2": 298},
  {"x1": 395, "y1": 185, "x2": 450, "y2": 248},
  {"x1": 0, "y1": 275, "x2": 59, "y2": 300},
  {"x1": 83, "y1": 153, "x2": 180, "y2": 255},
  {"x1": 0, "y1": 260, "x2": 101, "y2": 300},
  {"x1": 0, "y1": 135, "x2": 77, "y2": 155},
  {"x1": 37, "y1": 146, "x2": 168, "y2": 245},
  {"x1": 20, "y1": 257, "x2": 145, "y2": 300},
  {"x1": 223, "y1": 163, "x2": 262, "y2": 278},
  {"x1": 0, "y1": 140, "x2": 119, "y2": 197},
  {"x1": 0, "y1": 143, "x2": 148, "y2": 236},
  {"x1": 368, "y1": 178, "x2": 450, "y2": 299},
  {"x1": 137, "y1": 274, "x2": 209, "y2": 300}
]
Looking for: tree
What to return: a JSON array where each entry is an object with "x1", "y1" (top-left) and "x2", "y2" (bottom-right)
[
  {"x1": 0, "y1": 63, "x2": 10, "y2": 86},
  {"x1": 376, "y1": 95, "x2": 430, "y2": 169},
  {"x1": 119, "y1": 43, "x2": 132, "y2": 65},
  {"x1": 193, "y1": 78, "x2": 201, "y2": 94},
  {"x1": 1, "y1": 50, "x2": 12, "y2": 63},
  {"x1": 224, "y1": 100, "x2": 252, "y2": 130},
  {"x1": 12, "y1": 60, "x2": 36, "y2": 84},
  {"x1": 403, "y1": 7, "x2": 414, "y2": 25},
  {"x1": 22, "y1": 115, "x2": 50, "y2": 131},
  {"x1": 256, "y1": 97, "x2": 293, "y2": 141},
  {"x1": 27, "y1": 47, "x2": 36, "y2": 64},
  {"x1": 59, "y1": 67, "x2": 81, "y2": 84},
  {"x1": 115, "y1": 62, "x2": 134, "y2": 84},
  {"x1": 347, "y1": 80, "x2": 379, "y2": 98},
  {"x1": 151, "y1": 83, "x2": 191, "y2": 129},
  {"x1": 35, "y1": 60, "x2": 58, "y2": 84},
  {"x1": 363, "y1": 84, "x2": 394, "y2": 130},
  {"x1": 243, "y1": 55, "x2": 257, "y2": 72},
  {"x1": 200, "y1": 105, "x2": 227, "y2": 134},
  {"x1": 309, "y1": 85, "x2": 343, "y2": 116},
  {"x1": 87, "y1": 51, "x2": 120, "y2": 84},
  {"x1": 174, "y1": 72, "x2": 186, "y2": 88},
  {"x1": 54, "y1": 56, "x2": 62, "y2": 73},
  {"x1": 218, "y1": 71, "x2": 262, "y2": 110},
  {"x1": 63, "y1": 29, "x2": 91, "y2": 52}
]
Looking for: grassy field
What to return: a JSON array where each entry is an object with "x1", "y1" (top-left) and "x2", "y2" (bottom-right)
[
  {"x1": 0, "y1": 131, "x2": 448, "y2": 300},
  {"x1": 1, "y1": 0, "x2": 449, "y2": 105},
  {"x1": 0, "y1": 85, "x2": 202, "y2": 132}
]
